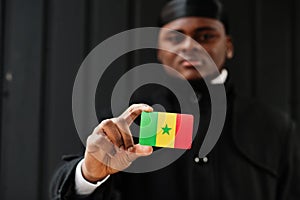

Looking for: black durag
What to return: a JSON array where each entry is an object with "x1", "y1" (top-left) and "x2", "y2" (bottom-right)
[{"x1": 159, "y1": 0, "x2": 229, "y2": 34}]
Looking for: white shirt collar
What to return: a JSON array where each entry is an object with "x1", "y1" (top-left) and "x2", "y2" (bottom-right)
[{"x1": 210, "y1": 69, "x2": 228, "y2": 85}]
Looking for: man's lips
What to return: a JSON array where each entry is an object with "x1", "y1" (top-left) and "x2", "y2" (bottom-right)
[{"x1": 181, "y1": 60, "x2": 203, "y2": 68}]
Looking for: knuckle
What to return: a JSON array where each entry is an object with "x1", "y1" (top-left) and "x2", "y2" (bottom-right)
[
  {"x1": 86, "y1": 134, "x2": 93, "y2": 144},
  {"x1": 87, "y1": 133, "x2": 103, "y2": 144},
  {"x1": 128, "y1": 104, "x2": 142, "y2": 112},
  {"x1": 116, "y1": 117, "x2": 126, "y2": 124},
  {"x1": 93, "y1": 126, "x2": 98, "y2": 133},
  {"x1": 130, "y1": 103, "x2": 139, "y2": 108},
  {"x1": 93, "y1": 123, "x2": 103, "y2": 133},
  {"x1": 100, "y1": 119, "x2": 114, "y2": 127}
]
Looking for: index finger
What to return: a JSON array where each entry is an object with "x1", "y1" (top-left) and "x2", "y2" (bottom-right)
[{"x1": 119, "y1": 104, "x2": 153, "y2": 125}]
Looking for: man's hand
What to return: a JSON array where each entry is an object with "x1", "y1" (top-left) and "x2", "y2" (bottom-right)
[{"x1": 82, "y1": 104, "x2": 153, "y2": 183}]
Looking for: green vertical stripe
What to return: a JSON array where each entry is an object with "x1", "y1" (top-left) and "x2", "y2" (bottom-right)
[{"x1": 139, "y1": 112, "x2": 158, "y2": 146}]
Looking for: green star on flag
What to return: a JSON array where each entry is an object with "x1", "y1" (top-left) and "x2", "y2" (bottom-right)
[{"x1": 162, "y1": 124, "x2": 172, "y2": 135}]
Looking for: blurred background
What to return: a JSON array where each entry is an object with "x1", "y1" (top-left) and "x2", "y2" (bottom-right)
[{"x1": 0, "y1": 0, "x2": 299, "y2": 199}]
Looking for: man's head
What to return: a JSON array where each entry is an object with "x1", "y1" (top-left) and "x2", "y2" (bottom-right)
[{"x1": 157, "y1": 0, "x2": 234, "y2": 80}]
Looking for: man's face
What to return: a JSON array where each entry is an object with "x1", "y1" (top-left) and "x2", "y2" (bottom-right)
[{"x1": 157, "y1": 17, "x2": 233, "y2": 80}]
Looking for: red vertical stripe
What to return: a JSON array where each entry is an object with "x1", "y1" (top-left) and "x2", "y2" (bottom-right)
[{"x1": 175, "y1": 114, "x2": 193, "y2": 149}]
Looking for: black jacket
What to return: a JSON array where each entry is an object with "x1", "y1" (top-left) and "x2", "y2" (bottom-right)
[{"x1": 50, "y1": 80, "x2": 300, "y2": 200}]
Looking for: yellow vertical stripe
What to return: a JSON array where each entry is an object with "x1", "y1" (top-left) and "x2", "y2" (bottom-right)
[{"x1": 156, "y1": 112, "x2": 176, "y2": 148}]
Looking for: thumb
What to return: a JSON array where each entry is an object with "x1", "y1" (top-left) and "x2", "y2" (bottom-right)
[
  {"x1": 126, "y1": 144, "x2": 153, "y2": 161},
  {"x1": 134, "y1": 144, "x2": 153, "y2": 156}
]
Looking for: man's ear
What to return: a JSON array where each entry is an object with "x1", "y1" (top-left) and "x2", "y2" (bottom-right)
[{"x1": 226, "y1": 36, "x2": 234, "y2": 59}]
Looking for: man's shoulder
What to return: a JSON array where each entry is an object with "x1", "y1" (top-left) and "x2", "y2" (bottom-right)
[
  {"x1": 234, "y1": 95, "x2": 292, "y2": 130},
  {"x1": 232, "y1": 95, "x2": 295, "y2": 177}
]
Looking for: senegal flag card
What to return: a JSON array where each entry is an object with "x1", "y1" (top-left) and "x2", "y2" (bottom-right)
[{"x1": 139, "y1": 112, "x2": 194, "y2": 149}]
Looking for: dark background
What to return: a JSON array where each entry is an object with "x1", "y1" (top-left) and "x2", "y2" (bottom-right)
[{"x1": 0, "y1": 0, "x2": 299, "y2": 199}]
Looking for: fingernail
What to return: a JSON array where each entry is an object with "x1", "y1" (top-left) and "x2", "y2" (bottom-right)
[{"x1": 128, "y1": 147, "x2": 134, "y2": 152}]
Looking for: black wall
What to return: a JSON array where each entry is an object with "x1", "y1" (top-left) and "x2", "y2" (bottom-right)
[{"x1": 0, "y1": 0, "x2": 299, "y2": 199}]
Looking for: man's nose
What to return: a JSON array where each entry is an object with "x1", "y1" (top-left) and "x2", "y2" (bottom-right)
[{"x1": 180, "y1": 37, "x2": 199, "y2": 53}]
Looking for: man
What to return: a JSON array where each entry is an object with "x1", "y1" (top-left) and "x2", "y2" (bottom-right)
[{"x1": 50, "y1": 0, "x2": 300, "y2": 199}]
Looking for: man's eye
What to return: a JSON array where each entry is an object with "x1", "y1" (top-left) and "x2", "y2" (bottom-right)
[
  {"x1": 166, "y1": 34, "x2": 185, "y2": 44},
  {"x1": 197, "y1": 33, "x2": 216, "y2": 42}
]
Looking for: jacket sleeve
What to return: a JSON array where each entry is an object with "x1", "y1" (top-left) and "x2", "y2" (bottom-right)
[
  {"x1": 276, "y1": 122, "x2": 300, "y2": 200},
  {"x1": 49, "y1": 155, "x2": 119, "y2": 200}
]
